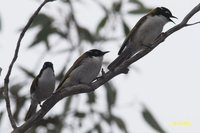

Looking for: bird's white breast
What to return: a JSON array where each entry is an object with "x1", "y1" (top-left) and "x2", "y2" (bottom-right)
[
  {"x1": 69, "y1": 56, "x2": 103, "y2": 84},
  {"x1": 135, "y1": 15, "x2": 168, "y2": 45},
  {"x1": 34, "y1": 68, "x2": 55, "y2": 101}
]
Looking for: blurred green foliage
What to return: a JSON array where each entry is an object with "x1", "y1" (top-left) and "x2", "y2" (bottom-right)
[
  {"x1": 0, "y1": 0, "x2": 166, "y2": 132},
  {"x1": 142, "y1": 105, "x2": 166, "y2": 133},
  {"x1": 0, "y1": 16, "x2": 1, "y2": 31}
]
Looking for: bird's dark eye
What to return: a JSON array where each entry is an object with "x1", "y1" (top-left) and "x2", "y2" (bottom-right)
[
  {"x1": 91, "y1": 50, "x2": 100, "y2": 56},
  {"x1": 95, "y1": 51, "x2": 99, "y2": 55},
  {"x1": 165, "y1": 10, "x2": 169, "y2": 14},
  {"x1": 87, "y1": 49, "x2": 103, "y2": 57}
]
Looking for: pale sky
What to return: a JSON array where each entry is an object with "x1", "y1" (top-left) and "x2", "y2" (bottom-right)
[{"x1": 0, "y1": 0, "x2": 200, "y2": 133}]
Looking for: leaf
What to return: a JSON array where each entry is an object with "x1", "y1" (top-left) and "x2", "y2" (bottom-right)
[
  {"x1": 86, "y1": 130, "x2": 92, "y2": 133},
  {"x1": 112, "y1": 1, "x2": 122, "y2": 12},
  {"x1": 128, "y1": 8, "x2": 152, "y2": 14},
  {"x1": 30, "y1": 13, "x2": 54, "y2": 28},
  {"x1": 122, "y1": 21, "x2": 130, "y2": 36},
  {"x1": 41, "y1": 116, "x2": 63, "y2": 133},
  {"x1": 18, "y1": 66, "x2": 35, "y2": 78},
  {"x1": 142, "y1": 105, "x2": 166, "y2": 133},
  {"x1": 10, "y1": 82, "x2": 25, "y2": 97},
  {"x1": 0, "y1": 112, "x2": 3, "y2": 125},
  {"x1": 74, "y1": 112, "x2": 86, "y2": 119},
  {"x1": 96, "y1": 1, "x2": 109, "y2": 14},
  {"x1": 87, "y1": 92, "x2": 96, "y2": 104},
  {"x1": 78, "y1": 26, "x2": 94, "y2": 43},
  {"x1": 56, "y1": 65, "x2": 67, "y2": 81},
  {"x1": 104, "y1": 82, "x2": 117, "y2": 111},
  {"x1": 128, "y1": 0, "x2": 152, "y2": 14},
  {"x1": 0, "y1": 86, "x2": 3, "y2": 101},
  {"x1": 86, "y1": 123, "x2": 102, "y2": 133},
  {"x1": 63, "y1": 96, "x2": 72, "y2": 113},
  {"x1": 0, "y1": 16, "x2": 1, "y2": 31},
  {"x1": 100, "y1": 112, "x2": 128, "y2": 133},
  {"x1": 96, "y1": 15, "x2": 108, "y2": 34},
  {"x1": 9, "y1": 82, "x2": 26, "y2": 122},
  {"x1": 112, "y1": 115, "x2": 128, "y2": 133},
  {"x1": 13, "y1": 96, "x2": 26, "y2": 122},
  {"x1": 61, "y1": 0, "x2": 69, "y2": 3},
  {"x1": 37, "y1": 116, "x2": 61, "y2": 127},
  {"x1": 94, "y1": 124, "x2": 102, "y2": 133},
  {"x1": 28, "y1": 26, "x2": 58, "y2": 50},
  {"x1": 100, "y1": 113, "x2": 128, "y2": 132},
  {"x1": 129, "y1": 0, "x2": 143, "y2": 7},
  {"x1": 99, "y1": 113, "x2": 111, "y2": 125},
  {"x1": 0, "y1": 67, "x2": 2, "y2": 76}
]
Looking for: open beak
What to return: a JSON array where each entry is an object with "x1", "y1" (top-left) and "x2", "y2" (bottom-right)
[
  {"x1": 103, "y1": 51, "x2": 109, "y2": 55},
  {"x1": 169, "y1": 16, "x2": 177, "y2": 24}
]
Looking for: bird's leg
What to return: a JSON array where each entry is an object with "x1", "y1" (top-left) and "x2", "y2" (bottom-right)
[
  {"x1": 153, "y1": 32, "x2": 167, "y2": 44},
  {"x1": 38, "y1": 102, "x2": 42, "y2": 108},
  {"x1": 101, "y1": 68, "x2": 106, "y2": 76},
  {"x1": 93, "y1": 76, "x2": 101, "y2": 81},
  {"x1": 124, "y1": 67, "x2": 129, "y2": 74},
  {"x1": 93, "y1": 68, "x2": 106, "y2": 81},
  {"x1": 142, "y1": 43, "x2": 153, "y2": 50},
  {"x1": 142, "y1": 32, "x2": 167, "y2": 50},
  {"x1": 155, "y1": 32, "x2": 166, "y2": 41},
  {"x1": 78, "y1": 81, "x2": 92, "y2": 87}
]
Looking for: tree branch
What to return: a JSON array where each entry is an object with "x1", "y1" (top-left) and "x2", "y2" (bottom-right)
[
  {"x1": 186, "y1": 21, "x2": 200, "y2": 26},
  {"x1": 3, "y1": 0, "x2": 55, "y2": 130},
  {"x1": 0, "y1": 67, "x2": 2, "y2": 76},
  {"x1": 11, "y1": 3, "x2": 200, "y2": 132}
]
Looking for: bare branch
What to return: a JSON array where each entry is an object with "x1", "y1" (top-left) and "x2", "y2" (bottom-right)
[
  {"x1": 186, "y1": 21, "x2": 200, "y2": 26},
  {"x1": 166, "y1": 3, "x2": 200, "y2": 36},
  {"x1": 3, "y1": 0, "x2": 55, "y2": 130},
  {"x1": 11, "y1": 3, "x2": 200, "y2": 133}
]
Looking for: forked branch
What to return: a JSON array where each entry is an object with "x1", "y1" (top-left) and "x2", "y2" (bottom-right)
[
  {"x1": 3, "y1": 0, "x2": 55, "y2": 130},
  {"x1": 11, "y1": 3, "x2": 200, "y2": 133}
]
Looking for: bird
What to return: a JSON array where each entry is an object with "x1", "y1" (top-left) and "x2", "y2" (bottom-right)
[
  {"x1": 108, "y1": 7, "x2": 177, "y2": 71},
  {"x1": 25, "y1": 62, "x2": 55, "y2": 121},
  {"x1": 56, "y1": 49, "x2": 109, "y2": 91}
]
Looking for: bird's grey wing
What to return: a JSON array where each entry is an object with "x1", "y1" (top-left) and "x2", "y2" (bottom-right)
[
  {"x1": 25, "y1": 99, "x2": 38, "y2": 121},
  {"x1": 118, "y1": 15, "x2": 148, "y2": 55},
  {"x1": 57, "y1": 53, "x2": 87, "y2": 89},
  {"x1": 30, "y1": 77, "x2": 38, "y2": 94}
]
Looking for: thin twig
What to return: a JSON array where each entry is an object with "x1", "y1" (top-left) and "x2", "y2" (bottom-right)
[
  {"x1": 3, "y1": 0, "x2": 55, "y2": 130},
  {"x1": 11, "y1": 3, "x2": 200, "y2": 133},
  {"x1": 186, "y1": 21, "x2": 200, "y2": 26}
]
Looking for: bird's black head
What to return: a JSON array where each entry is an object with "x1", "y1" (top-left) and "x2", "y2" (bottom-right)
[
  {"x1": 42, "y1": 62, "x2": 54, "y2": 71},
  {"x1": 86, "y1": 49, "x2": 109, "y2": 57},
  {"x1": 154, "y1": 7, "x2": 177, "y2": 23},
  {"x1": 38, "y1": 62, "x2": 54, "y2": 77}
]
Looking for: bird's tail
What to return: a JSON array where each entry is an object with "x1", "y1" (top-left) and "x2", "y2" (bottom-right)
[
  {"x1": 25, "y1": 100, "x2": 38, "y2": 121},
  {"x1": 108, "y1": 48, "x2": 134, "y2": 71}
]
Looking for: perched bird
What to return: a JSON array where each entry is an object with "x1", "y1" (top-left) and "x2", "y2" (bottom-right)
[
  {"x1": 25, "y1": 62, "x2": 55, "y2": 121},
  {"x1": 57, "y1": 49, "x2": 109, "y2": 90},
  {"x1": 108, "y1": 7, "x2": 176, "y2": 71}
]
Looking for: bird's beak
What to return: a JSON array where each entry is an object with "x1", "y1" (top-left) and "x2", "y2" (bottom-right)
[
  {"x1": 171, "y1": 15, "x2": 177, "y2": 19},
  {"x1": 169, "y1": 16, "x2": 177, "y2": 24},
  {"x1": 103, "y1": 51, "x2": 109, "y2": 55}
]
